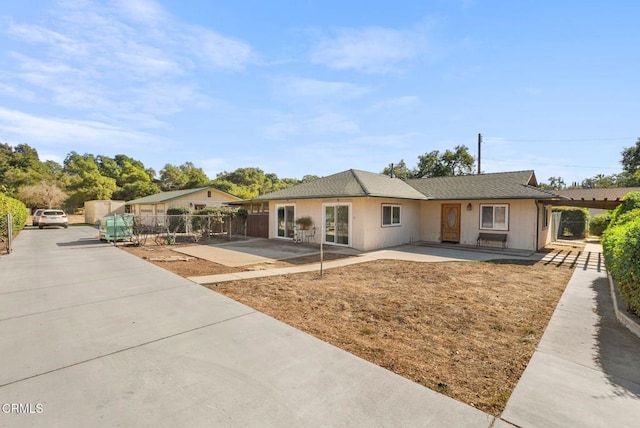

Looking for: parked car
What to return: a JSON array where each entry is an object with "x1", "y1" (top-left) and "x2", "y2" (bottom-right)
[
  {"x1": 32, "y1": 209, "x2": 45, "y2": 226},
  {"x1": 38, "y1": 209, "x2": 69, "y2": 229}
]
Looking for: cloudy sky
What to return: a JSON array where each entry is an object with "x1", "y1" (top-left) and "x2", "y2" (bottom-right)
[{"x1": 0, "y1": 0, "x2": 638, "y2": 184}]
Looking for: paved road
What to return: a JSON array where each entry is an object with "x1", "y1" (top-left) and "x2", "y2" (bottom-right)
[{"x1": 0, "y1": 226, "x2": 492, "y2": 427}]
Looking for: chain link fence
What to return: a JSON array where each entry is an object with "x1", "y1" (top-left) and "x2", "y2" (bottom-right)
[{"x1": 100, "y1": 213, "x2": 247, "y2": 246}]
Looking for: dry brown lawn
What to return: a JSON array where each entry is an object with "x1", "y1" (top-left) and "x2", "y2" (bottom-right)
[{"x1": 122, "y1": 241, "x2": 581, "y2": 416}]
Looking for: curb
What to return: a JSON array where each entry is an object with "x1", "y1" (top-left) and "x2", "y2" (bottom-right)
[{"x1": 608, "y1": 273, "x2": 640, "y2": 340}]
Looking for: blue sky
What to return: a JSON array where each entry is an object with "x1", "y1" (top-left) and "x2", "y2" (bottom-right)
[{"x1": 0, "y1": 0, "x2": 638, "y2": 185}]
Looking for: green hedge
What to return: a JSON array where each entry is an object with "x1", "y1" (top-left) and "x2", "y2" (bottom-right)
[
  {"x1": 0, "y1": 193, "x2": 28, "y2": 238},
  {"x1": 602, "y1": 192, "x2": 640, "y2": 316},
  {"x1": 589, "y1": 213, "x2": 611, "y2": 236},
  {"x1": 553, "y1": 207, "x2": 589, "y2": 238}
]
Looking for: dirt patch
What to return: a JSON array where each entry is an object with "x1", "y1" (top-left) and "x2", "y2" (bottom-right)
[
  {"x1": 122, "y1": 240, "x2": 581, "y2": 416},
  {"x1": 208, "y1": 248, "x2": 579, "y2": 416},
  {"x1": 121, "y1": 242, "x2": 355, "y2": 276}
]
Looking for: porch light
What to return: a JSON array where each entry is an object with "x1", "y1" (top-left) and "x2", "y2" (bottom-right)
[{"x1": 467, "y1": 203, "x2": 473, "y2": 211}]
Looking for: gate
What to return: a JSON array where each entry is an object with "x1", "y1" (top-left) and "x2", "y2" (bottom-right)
[{"x1": 246, "y1": 213, "x2": 269, "y2": 238}]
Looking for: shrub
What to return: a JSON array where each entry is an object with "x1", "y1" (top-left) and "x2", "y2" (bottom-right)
[
  {"x1": 553, "y1": 207, "x2": 589, "y2": 238},
  {"x1": 0, "y1": 193, "x2": 28, "y2": 238},
  {"x1": 602, "y1": 192, "x2": 640, "y2": 316},
  {"x1": 166, "y1": 206, "x2": 190, "y2": 232},
  {"x1": 609, "y1": 192, "x2": 640, "y2": 227},
  {"x1": 603, "y1": 216, "x2": 640, "y2": 316},
  {"x1": 589, "y1": 213, "x2": 611, "y2": 236}
]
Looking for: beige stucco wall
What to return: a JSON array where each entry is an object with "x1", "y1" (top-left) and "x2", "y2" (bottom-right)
[
  {"x1": 537, "y1": 203, "x2": 554, "y2": 250},
  {"x1": 166, "y1": 189, "x2": 239, "y2": 210},
  {"x1": 419, "y1": 199, "x2": 541, "y2": 251},
  {"x1": 268, "y1": 198, "x2": 422, "y2": 251},
  {"x1": 84, "y1": 200, "x2": 126, "y2": 224}
]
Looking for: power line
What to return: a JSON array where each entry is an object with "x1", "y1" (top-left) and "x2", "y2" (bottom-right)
[{"x1": 483, "y1": 137, "x2": 632, "y2": 143}]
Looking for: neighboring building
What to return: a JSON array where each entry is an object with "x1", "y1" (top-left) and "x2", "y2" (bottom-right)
[
  {"x1": 84, "y1": 200, "x2": 126, "y2": 224},
  {"x1": 236, "y1": 169, "x2": 563, "y2": 252},
  {"x1": 126, "y1": 186, "x2": 241, "y2": 223}
]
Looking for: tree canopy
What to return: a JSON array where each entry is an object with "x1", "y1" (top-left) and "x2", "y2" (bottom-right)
[{"x1": 382, "y1": 145, "x2": 476, "y2": 179}]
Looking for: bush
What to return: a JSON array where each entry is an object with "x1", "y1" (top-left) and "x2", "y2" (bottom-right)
[
  {"x1": 0, "y1": 193, "x2": 28, "y2": 239},
  {"x1": 553, "y1": 207, "x2": 589, "y2": 238},
  {"x1": 589, "y1": 213, "x2": 611, "y2": 236},
  {"x1": 609, "y1": 192, "x2": 640, "y2": 227},
  {"x1": 603, "y1": 215, "x2": 640, "y2": 316},
  {"x1": 166, "y1": 206, "x2": 190, "y2": 232},
  {"x1": 602, "y1": 192, "x2": 640, "y2": 316}
]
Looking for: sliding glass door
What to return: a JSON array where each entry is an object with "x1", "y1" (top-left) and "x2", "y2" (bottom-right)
[
  {"x1": 324, "y1": 204, "x2": 350, "y2": 245},
  {"x1": 276, "y1": 204, "x2": 295, "y2": 238}
]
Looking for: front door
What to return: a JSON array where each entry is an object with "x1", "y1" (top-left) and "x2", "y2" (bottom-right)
[{"x1": 441, "y1": 203, "x2": 461, "y2": 243}]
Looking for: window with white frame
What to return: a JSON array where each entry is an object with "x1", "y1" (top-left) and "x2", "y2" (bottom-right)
[
  {"x1": 382, "y1": 204, "x2": 401, "y2": 227},
  {"x1": 480, "y1": 204, "x2": 509, "y2": 231}
]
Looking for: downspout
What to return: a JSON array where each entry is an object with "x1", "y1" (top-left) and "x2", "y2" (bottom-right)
[{"x1": 535, "y1": 200, "x2": 540, "y2": 252}]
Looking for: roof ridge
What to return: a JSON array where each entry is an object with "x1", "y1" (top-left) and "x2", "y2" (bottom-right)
[{"x1": 350, "y1": 169, "x2": 371, "y2": 196}]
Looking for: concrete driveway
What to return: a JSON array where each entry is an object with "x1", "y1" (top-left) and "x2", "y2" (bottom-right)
[{"x1": 0, "y1": 226, "x2": 493, "y2": 427}]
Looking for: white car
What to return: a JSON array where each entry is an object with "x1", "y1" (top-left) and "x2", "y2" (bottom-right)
[
  {"x1": 38, "y1": 210, "x2": 69, "y2": 229},
  {"x1": 32, "y1": 209, "x2": 45, "y2": 226}
]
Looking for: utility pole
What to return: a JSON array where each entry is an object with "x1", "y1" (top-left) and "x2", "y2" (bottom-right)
[{"x1": 477, "y1": 133, "x2": 482, "y2": 175}]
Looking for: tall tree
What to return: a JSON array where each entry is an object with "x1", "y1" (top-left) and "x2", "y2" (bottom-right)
[
  {"x1": 413, "y1": 145, "x2": 475, "y2": 178},
  {"x1": 63, "y1": 152, "x2": 117, "y2": 211},
  {"x1": 381, "y1": 160, "x2": 413, "y2": 179},
  {"x1": 159, "y1": 162, "x2": 209, "y2": 191}
]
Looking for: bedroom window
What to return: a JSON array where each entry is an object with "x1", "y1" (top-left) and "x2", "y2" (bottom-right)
[
  {"x1": 382, "y1": 204, "x2": 401, "y2": 226},
  {"x1": 480, "y1": 204, "x2": 509, "y2": 231}
]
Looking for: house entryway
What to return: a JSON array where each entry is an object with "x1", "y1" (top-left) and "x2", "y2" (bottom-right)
[
  {"x1": 441, "y1": 203, "x2": 461, "y2": 243},
  {"x1": 324, "y1": 203, "x2": 350, "y2": 246}
]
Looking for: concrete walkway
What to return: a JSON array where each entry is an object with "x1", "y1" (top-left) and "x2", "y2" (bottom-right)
[
  {"x1": 2, "y1": 228, "x2": 639, "y2": 427},
  {"x1": 497, "y1": 242, "x2": 640, "y2": 428},
  {"x1": 0, "y1": 227, "x2": 492, "y2": 427}
]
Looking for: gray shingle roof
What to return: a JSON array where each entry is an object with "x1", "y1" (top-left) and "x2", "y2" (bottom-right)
[
  {"x1": 126, "y1": 186, "x2": 237, "y2": 204},
  {"x1": 406, "y1": 170, "x2": 561, "y2": 200},
  {"x1": 252, "y1": 169, "x2": 428, "y2": 201}
]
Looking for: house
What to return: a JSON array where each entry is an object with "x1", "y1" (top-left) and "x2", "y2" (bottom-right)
[
  {"x1": 238, "y1": 169, "x2": 563, "y2": 252},
  {"x1": 126, "y1": 186, "x2": 241, "y2": 222}
]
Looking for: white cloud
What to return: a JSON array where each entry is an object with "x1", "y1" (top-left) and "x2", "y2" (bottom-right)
[
  {"x1": 1, "y1": 0, "x2": 255, "y2": 131},
  {"x1": 310, "y1": 26, "x2": 427, "y2": 73},
  {"x1": 264, "y1": 113, "x2": 360, "y2": 140},
  {"x1": 278, "y1": 77, "x2": 370, "y2": 101},
  {"x1": 368, "y1": 96, "x2": 422, "y2": 112},
  {"x1": 0, "y1": 108, "x2": 164, "y2": 149}
]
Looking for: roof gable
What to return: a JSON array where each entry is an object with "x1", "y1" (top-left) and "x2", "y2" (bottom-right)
[
  {"x1": 126, "y1": 186, "x2": 240, "y2": 204},
  {"x1": 406, "y1": 170, "x2": 559, "y2": 200},
  {"x1": 253, "y1": 169, "x2": 427, "y2": 201}
]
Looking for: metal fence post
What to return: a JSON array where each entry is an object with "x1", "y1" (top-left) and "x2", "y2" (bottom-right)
[{"x1": 7, "y1": 213, "x2": 13, "y2": 254}]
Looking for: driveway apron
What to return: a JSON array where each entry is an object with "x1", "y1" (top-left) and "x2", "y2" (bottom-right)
[{"x1": 0, "y1": 227, "x2": 492, "y2": 427}]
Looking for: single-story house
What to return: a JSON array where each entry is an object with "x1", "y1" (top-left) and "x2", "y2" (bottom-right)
[
  {"x1": 126, "y1": 186, "x2": 241, "y2": 222},
  {"x1": 236, "y1": 169, "x2": 564, "y2": 252}
]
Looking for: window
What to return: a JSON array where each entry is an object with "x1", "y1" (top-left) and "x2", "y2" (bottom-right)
[
  {"x1": 276, "y1": 204, "x2": 295, "y2": 238},
  {"x1": 382, "y1": 204, "x2": 401, "y2": 226},
  {"x1": 207, "y1": 191, "x2": 212, "y2": 198},
  {"x1": 194, "y1": 204, "x2": 206, "y2": 210},
  {"x1": 480, "y1": 204, "x2": 509, "y2": 231},
  {"x1": 543, "y1": 206, "x2": 550, "y2": 229}
]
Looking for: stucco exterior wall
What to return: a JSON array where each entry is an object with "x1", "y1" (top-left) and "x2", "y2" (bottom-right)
[
  {"x1": 84, "y1": 200, "x2": 125, "y2": 224},
  {"x1": 419, "y1": 199, "x2": 540, "y2": 251},
  {"x1": 267, "y1": 197, "x2": 422, "y2": 251}
]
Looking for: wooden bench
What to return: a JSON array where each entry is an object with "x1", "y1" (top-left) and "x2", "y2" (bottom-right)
[{"x1": 476, "y1": 232, "x2": 508, "y2": 249}]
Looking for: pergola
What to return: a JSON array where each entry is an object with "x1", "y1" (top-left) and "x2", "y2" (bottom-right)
[{"x1": 541, "y1": 187, "x2": 640, "y2": 210}]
